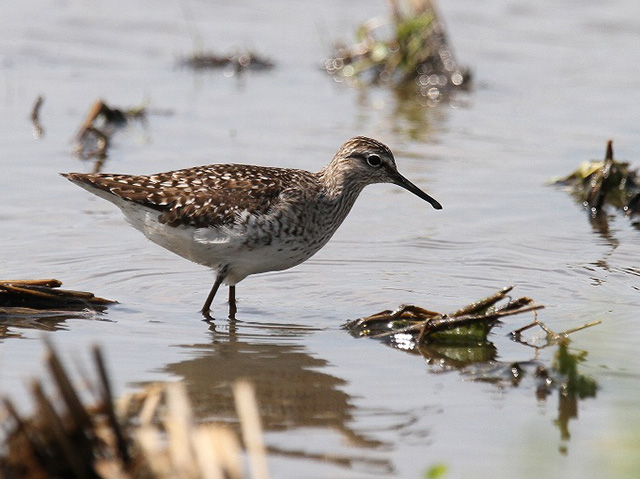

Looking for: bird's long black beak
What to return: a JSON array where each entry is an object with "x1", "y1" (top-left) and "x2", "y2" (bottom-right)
[{"x1": 393, "y1": 172, "x2": 443, "y2": 210}]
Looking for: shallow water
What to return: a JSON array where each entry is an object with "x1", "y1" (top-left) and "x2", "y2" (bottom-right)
[{"x1": 2, "y1": 0, "x2": 640, "y2": 477}]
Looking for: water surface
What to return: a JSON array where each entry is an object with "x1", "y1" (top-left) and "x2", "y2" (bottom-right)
[{"x1": 1, "y1": 0, "x2": 640, "y2": 477}]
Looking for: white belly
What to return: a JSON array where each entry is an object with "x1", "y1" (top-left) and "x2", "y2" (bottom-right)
[{"x1": 118, "y1": 200, "x2": 325, "y2": 285}]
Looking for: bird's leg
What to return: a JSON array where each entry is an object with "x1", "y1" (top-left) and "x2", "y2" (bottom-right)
[
  {"x1": 201, "y1": 272, "x2": 226, "y2": 318},
  {"x1": 228, "y1": 285, "x2": 237, "y2": 319}
]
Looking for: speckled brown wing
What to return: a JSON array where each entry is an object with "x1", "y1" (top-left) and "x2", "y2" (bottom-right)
[{"x1": 63, "y1": 164, "x2": 309, "y2": 228}]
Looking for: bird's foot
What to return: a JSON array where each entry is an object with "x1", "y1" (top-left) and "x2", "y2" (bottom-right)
[{"x1": 201, "y1": 307, "x2": 214, "y2": 321}]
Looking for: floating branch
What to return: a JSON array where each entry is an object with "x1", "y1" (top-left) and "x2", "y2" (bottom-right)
[
  {"x1": 0, "y1": 279, "x2": 114, "y2": 338},
  {"x1": 346, "y1": 286, "x2": 542, "y2": 343},
  {"x1": 347, "y1": 286, "x2": 599, "y2": 354},
  {"x1": 0, "y1": 279, "x2": 113, "y2": 310}
]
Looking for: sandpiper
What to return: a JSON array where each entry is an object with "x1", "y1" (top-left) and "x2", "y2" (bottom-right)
[{"x1": 63, "y1": 136, "x2": 442, "y2": 318}]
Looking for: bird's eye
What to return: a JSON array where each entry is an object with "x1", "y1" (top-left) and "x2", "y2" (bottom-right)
[{"x1": 366, "y1": 154, "x2": 382, "y2": 167}]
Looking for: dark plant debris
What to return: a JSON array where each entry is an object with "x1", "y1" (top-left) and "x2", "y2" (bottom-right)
[
  {"x1": 0, "y1": 279, "x2": 113, "y2": 311},
  {"x1": 554, "y1": 140, "x2": 640, "y2": 217},
  {"x1": 346, "y1": 286, "x2": 598, "y2": 360},
  {"x1": 346, "y1": 287, "x2": 599, "y2": 445},
  {"x1": 0, "y1": 342, "x2": 265, "y2": 479},
  {"x1": 346, "y1": 286, "x2": 541, "y2": 371},
  {"x1": 346, "y1": 286, "x2": 541, "y2": 344},
  {"x1": 75, "y1": 99, "x2": 148, "y2": 167},
  {"x1": 180, "y1": 50, "x2": 274, "y2": 73},
  {"x1": 324, "y1": 0, "x2": 470, "y2": 105},
  {"x1": 0, "y1": 279, "x2": 114, "y2": 337}
]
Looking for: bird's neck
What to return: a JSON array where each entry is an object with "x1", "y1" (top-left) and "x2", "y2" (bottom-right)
[
  {"x1": 316, "y1": 163, "x2": 366, "y2": 221},
  {"x1": 318, "y1": 160, "x2": 365, "y2": 194}
]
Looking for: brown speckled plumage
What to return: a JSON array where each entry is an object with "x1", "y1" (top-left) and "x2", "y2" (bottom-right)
[
  {"x1": 62, "y1": 136, "x2": 442, "y2": 317},
  {"x1": 64, "y1": 164, "x2": 320, "y2": 228}
]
